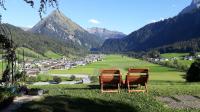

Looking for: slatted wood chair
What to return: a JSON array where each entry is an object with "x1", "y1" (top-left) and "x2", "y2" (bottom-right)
[
  {"x1": 125, "y1": 68, "x2": 149, "y2": 93},
  {"x1": 99, "y1": 69, "x2": 122, "y2": 93}
]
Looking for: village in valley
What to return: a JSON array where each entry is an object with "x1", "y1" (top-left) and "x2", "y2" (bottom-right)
[
  {"x1": 19, "y1": 54, "x2": 104, "y2": 77},
  {"x1": 147, "y1": 54, "x2": 200, "y2": 62}
]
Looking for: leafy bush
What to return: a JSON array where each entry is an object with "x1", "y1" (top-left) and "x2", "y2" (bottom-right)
[
  {"x1": 27, "y1": 77, "x2": 37, "y2": 83},
  {"x1": 37, "y1": 75, "x2": 42, "y2": 82},
  {"x1": 179, "y1": 65, "x2": 189, "y2": 71},
  {"x1": 70, "y1": 75, "x2": 76, "y2": 81},
  {"x1": 28, "y1": 88, "x2": 45, "y2": 96},
  {"x1": 53, "y1": 76, "x2": 62, "y2": 83},
  {"x1": 14, "y1": 71, "x2": 24, "y2": 81},
  {"x1": 90, "y1": 76, "x2": 99, "y2": 83},
  {"x1": 0, "y1": 88, "x2": 15, "y2": 110},
  {"x1": 186, "y1": 59, "x2": 200, "y2": 82}
]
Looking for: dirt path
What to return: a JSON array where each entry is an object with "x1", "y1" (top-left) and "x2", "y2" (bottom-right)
[
  {"x1": 157, "y1": 95, "x2": 200, "y2": 109},
  {"x1": 2, "y1": 95, "x2": 42, "y2": 112}
]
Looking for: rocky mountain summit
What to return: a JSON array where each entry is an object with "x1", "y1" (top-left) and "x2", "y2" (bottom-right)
[
  {"x1": 30, "y1": 10, "x2": 103, "y2": 49},
  {"x1": 180, "y1": 0, "x2": 200, "y2": 14}
]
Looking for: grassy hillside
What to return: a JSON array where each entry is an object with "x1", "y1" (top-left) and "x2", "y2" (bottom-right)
[
  {"x1": 16, "y1": 47, "x2": 65, "y2": 60},
  {"x1": 16, "y1": 47, "x2": 46, "y2": 61},
  {"x1": 161, "y1": 52, "x2": 194, "y2": 67},
  {"x1": 44, "y1": 51, "x2": 63, "y2": 59},
  {"x1": 16, "y1": 47, "x2": 45, "y2": 59},
  {"x1": 161, "y1": 53, "x2": 189, "y2": 58},
  {"x1": 1, "y1": 24, "x2": 81, "y2": 56},
  {"x1": 17, "y1": 55, "x2": 200, "y2": 112}
]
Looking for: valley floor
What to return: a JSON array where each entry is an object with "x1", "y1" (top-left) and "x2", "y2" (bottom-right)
[{"x1": 16, "y1": 55, "x2": 200, "y2": 112}]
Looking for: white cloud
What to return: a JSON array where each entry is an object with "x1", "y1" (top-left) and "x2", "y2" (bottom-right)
[{"x1": 88, "y1": 19, "x2": 100, "y2": 24}]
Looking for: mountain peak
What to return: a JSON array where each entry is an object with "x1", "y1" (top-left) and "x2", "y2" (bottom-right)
[
  {"x1": 51, "y1": 10, "x2": 60, "y2": 14},
  {"x1": 87, "y1": 27, "x2": 126, "y2": 40},
  {"x1": 30, "y1": 10, "x2": 103, "y2": 50},
  {"x1": 31, "y1": 10, "x2": 85, "y2": 36},
  {"x1": 180, "y1": 0, "x2": 200, "y2": 14},
  {"x1": 49, "y1": 10, "x2": 64, "y2": 18}
]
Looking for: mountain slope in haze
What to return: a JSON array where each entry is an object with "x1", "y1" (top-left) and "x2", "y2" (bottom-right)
[
  {"x1": 87, "y1": 27, "x2": 126, "y2": 40},
  {"x1": 0, "y1": 24, "x2": 77, "y2": 56},
  {"x1": 30, "y1": 10, "x2": 103, "y2": 49},
  {"x1": 101, "y1": 7, "x2": 200, "y2": 53},
  {"x1": 180, "y1": 0, "x2": 200, "y2": 14}
]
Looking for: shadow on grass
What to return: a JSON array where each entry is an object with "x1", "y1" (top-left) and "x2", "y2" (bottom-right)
[
  {"x1": 88, "y1": 85, "x2": 99, "y2": 89},
  {"x1": 149, "y1": 80, "x2": 185, "y2": 85},
  {"x1": 55, "y1": 85, "x2": 99, "y2": 91},
  {"x1": 16, "y1": 95, "x2": 138, "y2": 112}
]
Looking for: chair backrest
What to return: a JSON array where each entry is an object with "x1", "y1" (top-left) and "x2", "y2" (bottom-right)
[
  {"x1": 99, "y1": 69, "x2": 121, "y2": 84},
  {"x1": 100, "y1": 69, "x2": 121, "y2": 75},
  {"x1": 128, "y1": 68, "x2": 149, "y2": 74},
  {"x1": 126, "y1": 68, "x2": 149, "y2": 85}
]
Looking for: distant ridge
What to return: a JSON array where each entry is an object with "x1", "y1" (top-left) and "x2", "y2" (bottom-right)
[
  {"x1": 30, "y1": 10, "x2": 103, "y2": 51},
  {"x1": 87, "y1": 27, "x2": 126, "y2": 40}
]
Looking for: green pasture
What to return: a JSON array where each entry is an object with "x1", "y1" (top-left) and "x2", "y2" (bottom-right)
[
  {"x1": 44, "y1": 51, "x2": 63, "y2": 59},
  {"x1": 49, "y1": 55, "x2": 184, "y2": 81},
  {"x1": 161, "y1": 52, "x2": 195, "y2": 68},
  {"x1": 16, "y1": 47, "x2": 45, "y2": 59},
  {"x1": 15, "y1": 47, "x2": 46, "y2": 61},
  {"x1": 161, "y1": 53, "x2": 189, "y2": 58},
  {"x1": 173, "y1": 59, "x2": 194, "y2": 67}
]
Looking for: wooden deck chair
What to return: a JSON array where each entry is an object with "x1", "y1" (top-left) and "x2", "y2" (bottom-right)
[
  {"x1": 125, "y1": 68, "x2": 149, "y2": 93},
  {"x1": 99, "y1": 69, "x2": 122, "y2": 93}
]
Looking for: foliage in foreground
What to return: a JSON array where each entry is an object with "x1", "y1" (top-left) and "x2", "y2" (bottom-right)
[
  {"x1": 16, "y1": 84, "x2": 200, "y2": 112},
  {"x1": 0, "y1": 87, "x2": 15, "y2": 110}
]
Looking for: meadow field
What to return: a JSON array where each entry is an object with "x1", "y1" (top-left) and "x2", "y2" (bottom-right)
[
  {"x1": 161, "y1": 52, "x2": 196, "y2": 68},
  {"x1": 44, "y1": 50, "x2": 63, "y2": 59},
  {"x1": 49, "y1": 55, "x2": 184, "y2": 81},
  {"x1": 160, "y1": 53, "x2": 189, "y2": 58},
  {"x1": 17, "y1": 55, "x2": 200, "y2": 112}
]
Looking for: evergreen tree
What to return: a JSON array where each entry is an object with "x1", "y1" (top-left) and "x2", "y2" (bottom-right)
[{"x1": 186, "y1": 59, "x2": 200, "y2": 82}]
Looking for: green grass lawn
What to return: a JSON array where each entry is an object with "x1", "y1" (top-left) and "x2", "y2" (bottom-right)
[
  {"x1": 16, "y1": 55, "x2": 200, "y2": 112},
  {"x1": 165, "y1": 59, "x2": 194, "y2": 68},
  {"x1": 44, "y1": 51, "x2": 63, "y2": 59},
  {"x1": 16, "y1": 47, "x2": 46, "y2": 59},
  {"x1": 49, "y1": 55, "x2": 184, "y2": 81},
  {"x1": 161, "y1": 52, "x2": 195, "y2": 68},
  {"x1": 161, "y1": 53, "x2": 189, "y2": 58},
  {"x1": 15, "y1": 47, "x2": 46, "y2": 62},
  {"x1": 17, "y1": 84, "x2": 200, "y2": 112}
]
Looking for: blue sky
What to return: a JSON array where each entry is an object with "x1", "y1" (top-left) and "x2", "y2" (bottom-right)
[{"x1": 1, "y1": 0, "x2": 191, "y2": 34}]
